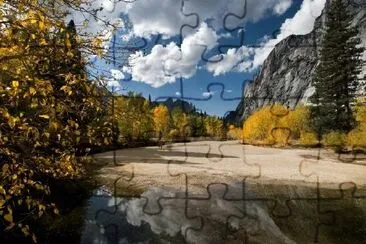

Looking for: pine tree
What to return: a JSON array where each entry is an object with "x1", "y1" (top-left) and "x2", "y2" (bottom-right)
[{"x1": 310, "y1": 0, "x2": 364, "y2": 134}]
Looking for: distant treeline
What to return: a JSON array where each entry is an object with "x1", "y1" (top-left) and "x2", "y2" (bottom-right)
[{"x1": 109, "y1": 92, "x2": 229, "y2": 143}]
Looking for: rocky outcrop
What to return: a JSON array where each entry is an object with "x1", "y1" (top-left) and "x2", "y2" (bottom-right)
[{"x1": 229, "y1": 0, "x2": 366, "y2": 124}]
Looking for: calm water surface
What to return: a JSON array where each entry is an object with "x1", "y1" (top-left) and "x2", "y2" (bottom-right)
[{"x1": 78, "y1": 183, "x2": 366, "y2": 244}]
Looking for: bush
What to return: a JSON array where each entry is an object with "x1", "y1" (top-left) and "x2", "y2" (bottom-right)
[
  {"x1": 323, "y1": 131, "x2": 347, "y2": 148},
  {"x1": 345, "y1": 102, "x2": 366, "y2": 148},
  {"x1": 242, "y1": 104, "x2": 288, "y2": 144},
  {"x1": 347, "y1": 128, "x2": 366, "y2": 148},
  {"x1": 279, "y1": 105, "x2": 311, "y2": 140},
  {"x1": 242, "y1": 102, "x2": 366, "y2": 149},
  {"x1": 227, "y1": 125, "x2": 242, "y2": 140},
  {"x1": 168, "y1": 129, "x2": 180, "y2": 139},
  {"x1": 269, "y1": 128, "x2": 292, "y2": 146},
  {"x1": 299, "y1": 131, "x2": 319, "y2": 146}
]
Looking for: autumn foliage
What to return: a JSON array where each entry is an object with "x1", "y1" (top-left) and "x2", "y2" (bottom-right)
[
  {"x1": 227, "y1": 125, "x2": 242, "y2": 140},
  {"x1": 153, "y1": 105, "x2": 170, "y2": 139},
  {"x1": 242, "y1": 103, "x2": 366, "y2": 149},
  {"x1": 346, "y1": 99, "x2": 366, "y2": 148},
  {"x1": 242, "y1": 104, "x2": 313, "y2": 146},
  {"x1": 0, "y1": 0, "x2": 112, "y2": 240},
  {"x1": 113, "y1": 93, "x2": 153, "y2": 143}
]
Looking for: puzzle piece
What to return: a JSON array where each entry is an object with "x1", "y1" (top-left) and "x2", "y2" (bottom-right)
[
  {"x1": 300, "y1": 151, "x2": 366, "y2": 199},
  {"x1": 81, "y1": 1, "x2": 366, "y2": 244},
  {"x1": 184, "y1": 183, "x2": 260, "y2": 243}
]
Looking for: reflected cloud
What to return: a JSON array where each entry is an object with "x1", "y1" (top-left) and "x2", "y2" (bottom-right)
[{"x1": 81, "y1": 184, "x2": 296, "y2": 244}]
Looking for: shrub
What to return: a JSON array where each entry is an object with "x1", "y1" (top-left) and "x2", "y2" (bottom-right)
[
  {"x1": 242, "y1": 104, "x2": 287, "y2": 144},
  {"x1": 269, "y1": 127, "x2": 292, "y2": 146},
  {"x1": 227, "y1": 125, "x2": 242, "y2": 140},
  {"x1": 279, "y1": 105, "x2": 311, "y2": 140},
  {"x1": 168, "y1": 129, "x2": 180, "y2": 139},
  {"x1": 323, "y1": 131, "x2": 347, "y2": 148},
  {"x1": 347, "y1": 128, "x2": 366, "y2": 148},
  {"x1": 299, "y1": 131, "x2": 319, "y2": 146},
  {"x1": 204, "y1": 116, "x2": 225, "y2": 139},
  {"x1": 345, "y1": 102, "x2": 366, "y2": 148},
  {"x1": 242, "y1": 104, "x2": 293, "y2": 145}
]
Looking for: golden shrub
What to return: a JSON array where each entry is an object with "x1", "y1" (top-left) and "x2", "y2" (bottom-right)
[
  {"x1": 299, "y1": 131, "x2": 319, "y2": 146},
  {"x1": 323, "y1": 131, "x2": 347, "y2": 147},
  {"x1": 269, "y1": 127, "x2": 292, "y2": 146},
  {"x1": 345, "y1": 102, "x2": 366, "y2": 148},
  {"x1": 347, "y1": 129, "x2": 366, "y2": 148},
  {"x1": 168, "y1": 129, "x2": 180, "y2": 139},
  {"x1": 279, "y1": 105, "x2": 311, "y2": 140},
  {"x1": 242, "y1": 104, "x2": 289, "y2": 145},
  {"x1": 227, "y1": 125, "x2": 242, "y2": 140}
]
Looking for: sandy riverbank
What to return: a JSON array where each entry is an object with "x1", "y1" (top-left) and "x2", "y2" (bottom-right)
[{"x1": 92, "y1": 141, "x2": 366, "y2": 195}]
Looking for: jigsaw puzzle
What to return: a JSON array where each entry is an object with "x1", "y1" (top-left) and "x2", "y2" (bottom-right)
[
  {"x1": 1, "y1": 0, "x2": 365, "y2": 243},
  {"x1": 77, "y1": 0, "x2": 366, "y2": 243}
]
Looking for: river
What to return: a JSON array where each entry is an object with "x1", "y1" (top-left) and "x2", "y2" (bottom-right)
[{"x1": 78, "y1": 182, "x2": 366, "y2": 244}]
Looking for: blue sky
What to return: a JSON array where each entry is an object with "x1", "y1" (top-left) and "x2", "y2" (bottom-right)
[{"x1": 71, "y1": 0, "x2": 327, "y2": 117}]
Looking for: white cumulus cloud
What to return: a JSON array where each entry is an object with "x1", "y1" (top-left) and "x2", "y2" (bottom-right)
[
  {"x1": 204, "y1": 0, "x2": 326, "y2": 75},
  {"x1": 124, "y1": 0, "x2": 294, "y2": 39},
  {"x1": 252, "y1": 0, "x2": 326, "y2": 69},
  {"x1": 206, "y1": 46, "x2": 254, "y2": 76},
  {"x1": 126, "y1": 23, "x2": 219, "y2": 87},
  {"x1": 68, "y1": 0, "x2": 297, "y2": 85}
]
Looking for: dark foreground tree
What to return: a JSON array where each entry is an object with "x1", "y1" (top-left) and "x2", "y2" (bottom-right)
[{"x1": 310, "y1": 0, "x2": 364, "y2": 134}]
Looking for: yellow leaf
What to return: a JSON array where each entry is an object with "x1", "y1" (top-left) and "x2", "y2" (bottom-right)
[
  {"x1": 12, "y1": 81, "x2": 19, "y2": 88},
  {"x1": 2, "y1": 164, "x2": 9, "y2": 174},
  {"x1": 39, "y1": 114, "x2": 49, "y2": 119},
  {"x1": 40, "y1": 39, "x2": 47, "y2": 46},
  {"x1": 39, "y1": 204, "x2": 46, "y2": 211},
  {"x1": 67, "y1": 51, "x2": 74, "y2": 58},
  {"x1": 29, "y1": 87, "x2": 36, "y2": 95},
  {"x1": 21, "y1": 226, "x2": 30, "y2": 236},
  {"x1": 65, "y1": 39, "x2": 72, "y2": 50},
  {"x1": 104, "y1": 138, "x2": 109, "y2": 145},
  {"x1": 4, "y1": 213, "x2": 13, "y2": 223},
  {"x1": 50, "y1": 122, "x2": 59, "y2": 131},
  {"x1": 0, "y1": 199, "x2": 5, "y2": 208},
  {"x1": 39, "y1": 20, "x2": 45, "y2": 31}
]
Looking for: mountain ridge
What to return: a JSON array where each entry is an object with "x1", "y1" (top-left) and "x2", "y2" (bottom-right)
[{"x1": 226, "y1": 0, "x2": 366, "y2": 125}]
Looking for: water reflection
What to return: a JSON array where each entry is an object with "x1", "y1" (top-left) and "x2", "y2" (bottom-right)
[{"x1": 80, "y1": 183, "x2": 321, "y2": 244}]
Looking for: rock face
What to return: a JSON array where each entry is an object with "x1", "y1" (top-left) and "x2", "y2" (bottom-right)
[{"x1": 230, "y1": 0, "x2": 366, "y2": 124}]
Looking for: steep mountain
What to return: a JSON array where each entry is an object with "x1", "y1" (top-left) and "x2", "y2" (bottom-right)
[{"x1": 228, "y1": 0, "x2": 366, "y2": 124}]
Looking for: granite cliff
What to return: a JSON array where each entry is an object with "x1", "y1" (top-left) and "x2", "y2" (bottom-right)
[{"x1": 227, "y1": 0, "x2": 366, "y2": 125}]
